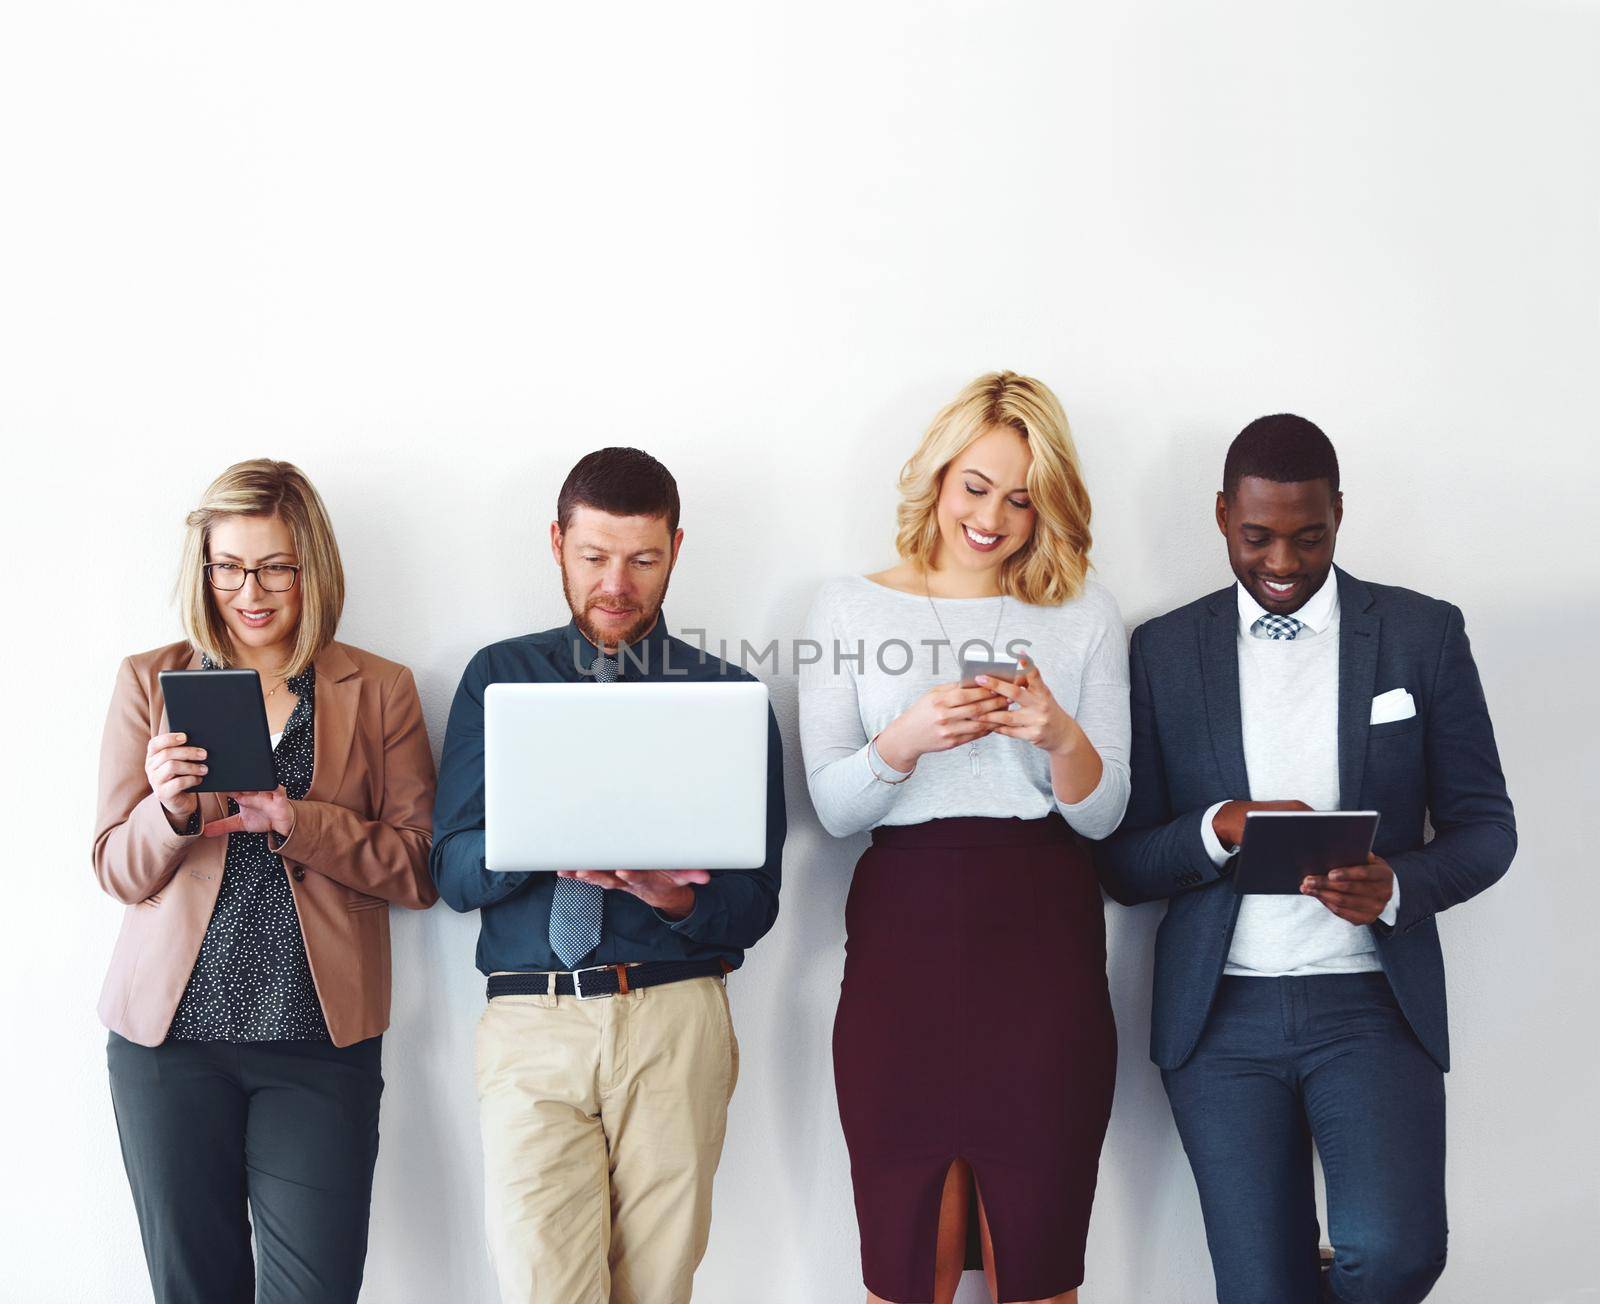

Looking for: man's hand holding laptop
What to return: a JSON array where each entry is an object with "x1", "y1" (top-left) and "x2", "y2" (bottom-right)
[{"x1": 556, "y1": 868, "x2": 712, "y2": 920}]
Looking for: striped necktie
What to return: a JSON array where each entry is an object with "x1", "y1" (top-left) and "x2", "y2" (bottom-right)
[{"x1": 547, "y1": 649, "x2": 619, "y2": 967}]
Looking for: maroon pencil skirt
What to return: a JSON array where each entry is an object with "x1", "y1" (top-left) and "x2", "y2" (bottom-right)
[{"x1": 832, "y1": 813, "x2": 1117, "y2": 1303}]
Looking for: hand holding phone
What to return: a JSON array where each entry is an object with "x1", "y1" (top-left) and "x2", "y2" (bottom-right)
[
  {"x1": 971, "y1": 656, "x2": 1085, "y2": 758},
  {"x1": 874, "y1": 681, "x2": 1008, "y2": 771},
  {"x1": 959, "y1": 656, "x2": 1025, "y2": 688}
]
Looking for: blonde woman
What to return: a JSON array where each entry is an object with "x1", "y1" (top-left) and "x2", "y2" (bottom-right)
[
  {"x1": 93, "y1": 459, "x2": 437, "y2": 1304},
  {"x1": 800, "y1": 373, "x2": 1130, "y2": 1304}
]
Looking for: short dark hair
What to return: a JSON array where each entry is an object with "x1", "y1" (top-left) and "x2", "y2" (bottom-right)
[
  {"x1": 1223, "y1": 414, "x2": 1340, "y2": 498},
  {"x1": 557, "y1": 447, "x2": 681, "y2": 533}
]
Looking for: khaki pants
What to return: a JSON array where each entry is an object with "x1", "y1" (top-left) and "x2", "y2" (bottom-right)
[{"x1": 475, "y1": 975, "x2": 740, "y2": 1304}]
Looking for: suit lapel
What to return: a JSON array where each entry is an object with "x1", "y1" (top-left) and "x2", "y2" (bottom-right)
[
  {"x1": 308, "y1": 642, "x2": 361, "y2": 803},
  {"x1": 1336, "y1": 568, "x2": 1379, "y2": 809},
  {"x1": 1199, "y1": 588, "x2": 1251, "y2": 798}
]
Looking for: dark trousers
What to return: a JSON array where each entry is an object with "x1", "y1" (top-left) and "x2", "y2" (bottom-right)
[
  {"x1": 107, "y1": 1032, "x2": 383, "y2": 1304},
  {"x1": 1163, "y1": 973, "x2": 1448, "y2": 1304}
]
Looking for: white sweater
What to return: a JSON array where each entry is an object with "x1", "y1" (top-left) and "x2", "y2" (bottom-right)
[
  {"x1": 798, "y1": 574, "x2": 1131, "y2": 839},
  {"x1": 1204, "y1": 578, "x2": 1398, "y2": 976}
]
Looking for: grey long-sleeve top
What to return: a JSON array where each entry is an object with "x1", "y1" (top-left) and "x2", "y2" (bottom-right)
[{"x1": 798, "y1": 575, "x2": 1132, "y2": 839}]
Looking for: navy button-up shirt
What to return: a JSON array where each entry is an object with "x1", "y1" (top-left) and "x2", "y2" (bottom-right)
[{"x1": 430, "y1": 611, "x2": 786, "y2": 975}]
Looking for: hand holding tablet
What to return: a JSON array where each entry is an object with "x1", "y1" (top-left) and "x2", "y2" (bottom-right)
[
  {"x1": 1231, "y1": 810, "x2": 1381, "y2": 897},
  {"x1": 200, "y1": 787, "x2": 296, "y2": 842},
  {"x1": 1298, "y1": 855, "x2": 1397, "y2": 926},
  {"x1": 156, "y1": 668, "x2": 292, "y2": 839},
  {"x1": 1211, "y1": 798, "x2": 1312, "y2": 851},
  {"x1": 158, "y1": 669, "x2": 277, "y2": 793},
  {"x1": 144, "y1": 731, "x2": 209, "y2": 831}
]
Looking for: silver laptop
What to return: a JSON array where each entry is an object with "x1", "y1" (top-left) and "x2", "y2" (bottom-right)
[{"x1": 484, "y1": 680, "x2": 770, "y2": 872}]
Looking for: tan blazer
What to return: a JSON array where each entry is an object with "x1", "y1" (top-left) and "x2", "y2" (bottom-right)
[{"x1": 93, "y1": 639, "x2": 438, "y2": 1047}]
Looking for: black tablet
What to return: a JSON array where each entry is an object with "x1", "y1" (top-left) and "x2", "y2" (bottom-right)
[
  {"x1": 158, "y1": 669, "x2": 278, "y2": 793},
  {"x1": 1230, "y1": 810, "x2": 1381, "y2": 895}
]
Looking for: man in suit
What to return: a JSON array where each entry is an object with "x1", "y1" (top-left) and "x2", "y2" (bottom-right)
[{"x1": 1098, "y1": 414, "x2": 1515, "y2": 1304}]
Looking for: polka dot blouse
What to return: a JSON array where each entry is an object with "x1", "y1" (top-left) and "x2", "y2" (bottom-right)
[{"x1": 167, "y1": 660, "x2": 327, "y2": 1043}]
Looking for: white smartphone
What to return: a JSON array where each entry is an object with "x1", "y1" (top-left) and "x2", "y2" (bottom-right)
[{"x1": 959, "y1": 656, "x2": 1025, "y2": 688}]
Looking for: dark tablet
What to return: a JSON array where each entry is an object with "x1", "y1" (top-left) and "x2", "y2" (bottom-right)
[
  {"x1": 158, "y1": 669, "x2": 278, "y2": 793},
  {"x1": 1231, "y1": 810, "x2": 1381, "y2": 895}
]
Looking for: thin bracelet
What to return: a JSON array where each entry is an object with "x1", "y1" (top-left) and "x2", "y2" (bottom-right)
[{"x1": 866, "y1": 735, "x2": 913, "y2": 785}]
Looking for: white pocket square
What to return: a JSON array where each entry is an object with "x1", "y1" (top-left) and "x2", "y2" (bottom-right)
[{"x1": 1370, "y1": 687, "x2": 1417, "y2": 725}]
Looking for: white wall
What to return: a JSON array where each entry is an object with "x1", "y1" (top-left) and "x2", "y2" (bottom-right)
[{"x1": 2, "y1": 3, "x2": 1596, "y2": 1301}]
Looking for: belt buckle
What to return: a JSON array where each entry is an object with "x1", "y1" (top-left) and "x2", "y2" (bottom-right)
[{"x1": 570, "y1": 964, "x2": 615, "y2": 1001}]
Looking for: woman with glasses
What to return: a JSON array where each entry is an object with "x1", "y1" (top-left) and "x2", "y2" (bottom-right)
[
  {"x1": 93, "y1": 459, "x2": 437, "y2": 1304},
  {"x1": 800, "y1": 373, "x2": 1130, "y2": 1304}
]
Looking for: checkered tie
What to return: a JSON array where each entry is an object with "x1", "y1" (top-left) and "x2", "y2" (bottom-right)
[
  {"x1": 1251, "y1": 613, "x2": 1305, "y2": 641},
  {"x1": 547, "y1": 650, "x2": 618, "y2": 968}
]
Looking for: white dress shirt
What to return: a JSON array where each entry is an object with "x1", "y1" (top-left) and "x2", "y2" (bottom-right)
[{"x1": 1200, "y1": 574, "x2": 1400, "y2": 976}]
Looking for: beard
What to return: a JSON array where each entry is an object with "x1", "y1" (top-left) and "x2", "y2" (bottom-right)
[{"x1": 563, "y1": 569, "x2": 670, "y2": 653}]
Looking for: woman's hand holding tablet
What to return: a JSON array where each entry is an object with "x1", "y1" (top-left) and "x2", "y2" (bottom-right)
[
  {"x1": 158, "y1": 669, "x2": 277, "y2": 794},
  {"x1": 156, "y1": 668, "x2": 284, "y2": 837},
  {"x1": 145, "y1": 732, "x2": 209, "y2": 833},
  {"x1": 201, "y1": 787, "x2": 296, "y2": 842}
]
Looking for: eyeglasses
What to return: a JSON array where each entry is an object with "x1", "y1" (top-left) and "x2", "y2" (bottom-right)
[{"x1": 204, "y1": 562, "x2": 302, "y2": 592}]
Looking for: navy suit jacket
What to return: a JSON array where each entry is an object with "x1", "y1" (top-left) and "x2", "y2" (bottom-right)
[{"x1": 1096, "y1": 567, "x2": 1516, "y2": 1072}]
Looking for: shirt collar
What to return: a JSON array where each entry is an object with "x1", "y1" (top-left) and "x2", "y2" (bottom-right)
[
  {"x1": 1235, "y1": 570, "x2": 1339, "y2": 636},
  {"x1": 562, "y1": 607, "x2": 672, "y2": 679},
  {"x1": 198, "y1": 652, "x2": 315, "y2": 696}
]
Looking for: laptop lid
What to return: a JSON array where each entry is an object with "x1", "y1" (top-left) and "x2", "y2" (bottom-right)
[{"x1": 484, "y1": 680, "x2": 770, "y2": 872}]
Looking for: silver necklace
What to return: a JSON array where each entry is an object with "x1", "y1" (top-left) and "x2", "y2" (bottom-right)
[{"x1": 922, "y1": 573, "x2": 1005, "y2": 777}]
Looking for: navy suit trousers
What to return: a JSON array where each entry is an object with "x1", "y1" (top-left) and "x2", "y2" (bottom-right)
[{"x1": 1163, "y1": 973, "x2": 1448, "y2": 1304}]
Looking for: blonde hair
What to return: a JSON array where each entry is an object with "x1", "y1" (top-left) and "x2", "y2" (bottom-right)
[
  {"x1": 894, "y1": 371, "x2": 1093, "y2": 605},
  {"x1": 178, "y1": 459, "x2": 344, "y2": 678}
]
